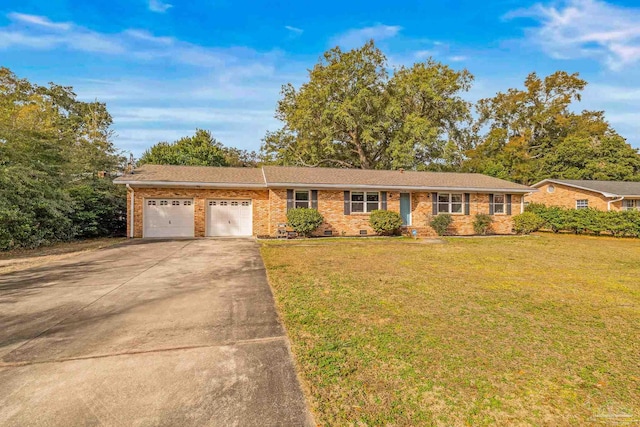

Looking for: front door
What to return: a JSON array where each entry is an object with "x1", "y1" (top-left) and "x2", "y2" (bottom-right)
[{"x1": 400, "y1": 193, "x2": 411, "y2": 226}]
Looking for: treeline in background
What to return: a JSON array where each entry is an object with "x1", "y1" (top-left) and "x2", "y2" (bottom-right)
[{"x1": 3, "y1": 41, "x2": 640, "y2": 250}]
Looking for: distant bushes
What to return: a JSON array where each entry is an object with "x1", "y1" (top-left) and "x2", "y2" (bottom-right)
[
  {"x1": 369, "y1": 210, "x2": 403, "y2": 235},
  {"x1": 513, "y1": 203, "x2": 640, "y2": 237}
]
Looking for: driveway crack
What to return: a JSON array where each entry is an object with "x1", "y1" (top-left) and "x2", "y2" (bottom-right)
[{"x1": 0, "y1": 335, "x2": 287, "y2": 367}]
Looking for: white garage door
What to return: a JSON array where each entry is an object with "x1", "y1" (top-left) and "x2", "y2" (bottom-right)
[
  {"x1": 144, "y1": 199, "x2": 194, "y2": 238},
  {"x1": 207, "y1": 200, "x2": 253, "y2": 236}
]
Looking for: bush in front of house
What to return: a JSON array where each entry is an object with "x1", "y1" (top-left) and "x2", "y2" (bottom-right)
[
  {"x1": 369, "y1": 210, "x2": 403, "y2": 235},
  {"x1": 513, "y1": 212, "x2": 545, "y2": 234},
  {"x1": 286, "y1": 208, "x2": 324, "y2": 237},
  {"x1": 430, "y1": 214, "x2": 453, "y2": 236},
  {"x1": 473, "y1": 214, "x2": 493, "y2": 235}
]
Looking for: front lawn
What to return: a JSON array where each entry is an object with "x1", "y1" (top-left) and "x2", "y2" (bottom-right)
[{"x1": 261, "y1": 234, "x2": 640, "y2": 426}]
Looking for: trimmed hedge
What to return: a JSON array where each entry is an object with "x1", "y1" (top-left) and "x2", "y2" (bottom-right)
[
  {"x1": 519, "y1": 204, "x2": 640, "y2": 237},
  {"x1": 286, "y1": 208, "x2": 324, "y2": 237},
  {"x1": 369, "y1": 210, "x2": 403, "y2": 235},
  {"x1": 513, "y1": 212, "x2": 546, "y2": 235}
]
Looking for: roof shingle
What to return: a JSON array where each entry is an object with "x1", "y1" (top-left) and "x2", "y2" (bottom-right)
[
  {"x1": 114, "y1": 164, "x2": 533, "y2": 192},
  {"x1": 537, "y1": 179, "x2": 640, "y2": 197}
]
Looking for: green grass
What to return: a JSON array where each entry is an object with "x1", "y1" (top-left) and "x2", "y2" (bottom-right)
[{"x1": 261, "y1": 234, "x2": 640, "y2": 426}]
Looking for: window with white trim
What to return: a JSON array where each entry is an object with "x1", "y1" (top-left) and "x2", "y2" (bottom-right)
[
  {"x1": 351, "y1": 191, "x2": 380, "y2": 213},
  {"x1": 493, "y1": 194, "x2": 506, "y2": 214},
  {"x1": 437, "y1": 193, "x2": 463, "y2": 214},
  {"x1": 294, "y1": 190, "x2": 310, "y2": 209},
  {"x1": 623, "y1": 199, "x2": 639, "y2": 211},
  {"x1": 576, "y1": 199, "x2": 588, "y2": 209}
]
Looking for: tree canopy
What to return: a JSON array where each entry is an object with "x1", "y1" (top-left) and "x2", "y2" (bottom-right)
[
  {"x1": 139, "y1": 129, "x2": 258, "y2": 167},
  {"x1": 465, "y1": 71, "x2": 640, "y2": 184},
  {"x1": 0, "y1": 67, "x2": 126, "y2": 250},
  {"x1": 262, "y1": 41, "x2": 474, "y2": 170},
  {"x1": 262, "y1": 42, "x2": 640, "y2": 183}
]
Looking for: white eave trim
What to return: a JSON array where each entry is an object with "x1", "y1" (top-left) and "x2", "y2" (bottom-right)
[
  {"x1": 114, "y1": 180, "x2": 267, "y2": 189},
  {"x1": 115, "y1": 179, "x2": 534, "y2": 193},
  {"x1": 532, "y1": 179, "x2": 619, "y2": 198},
  {"x1": 266, "y1": 182, "x2": 534, "y2": 193}
]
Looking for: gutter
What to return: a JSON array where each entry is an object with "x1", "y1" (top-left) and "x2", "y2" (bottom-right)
[
  {"x1": 126, "y1": 184, "x2": 134, "y2": 238},
  {"x1": 608, "y1": 196, "x2": 624, "y2": 211},
  {"x1": 265, "y1": 182, "x2": 535, "y2": 193},
  {"x1": 114, "y1": 180, "x2": 267, "y2": 189}
]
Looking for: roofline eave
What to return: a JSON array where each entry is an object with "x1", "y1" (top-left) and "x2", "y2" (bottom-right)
[{"x1": 532, "y1": 179, "x2": 620, "y2": 198}]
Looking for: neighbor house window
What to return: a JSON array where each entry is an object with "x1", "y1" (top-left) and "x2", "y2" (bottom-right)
[
  {"x1": 623, "y1": 199, "x2": 639, "y2": 211},
  {"x1": 294, "y1": 190, "x2": 310, "y2": 208},
  {"x1": 437, "y1": 193, "x2": 463, "y2": 214},
  {"x1": 576, "y1": 199, "x2": 589, "y2": 209},
  {"x1": 351, "y1": 192, "x2": 379, "y2": 213},
  {"x1": 492, "y1": 194, "x2": 506, "y2": 214}
]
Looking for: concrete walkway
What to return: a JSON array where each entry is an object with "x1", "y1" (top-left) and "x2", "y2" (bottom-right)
[{"x1": 0, "y1": 239, "x2": 314, "y2": 426}]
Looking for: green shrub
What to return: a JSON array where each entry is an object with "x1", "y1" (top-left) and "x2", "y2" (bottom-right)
[
  {"x1": 369, "y1": 210, "x2": 403, "y2": 235},
  {"x1": 473, "y1": 214, "x2": 493, "y2": 235},
  {"x1": 524, "y1": 203, "x2": 547, "y2": 215},
  {"x1": 539, "y1": 206, "x2": 566, "y2": 233},
  {"x1": 513, "y1": 212, "x2": 545, "y2": 234},
  {"x1": 286, "y1": 208, "x2": 324, "y2": 237},
  {"x1": 430, "y1": 214, "x2": 453, "y2": 236}
]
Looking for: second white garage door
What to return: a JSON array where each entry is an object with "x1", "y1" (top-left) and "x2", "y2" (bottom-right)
[{"x1": 207, "y1": 200, "x2": 253, "y2": 236}]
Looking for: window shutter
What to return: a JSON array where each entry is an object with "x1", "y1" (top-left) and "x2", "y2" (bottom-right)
[
  {"x1": 344, "y1": 191, "x2": 350, "y2": 215},
  {"x1": 311, "y1": 190, "x2": 318, "y2": 209},
  {"x1": 489, "y1": 194, "x2": 494, "y2": 215},
  {"x1": 506, "y1": 194, "x2": 512, "y2": 215},
  {"x1": 381, "y1": 191, "x2": 387, "y2": 210},
  {"x1": 432, "y1": 192, "x2": 438, "y2": 215},
  {"x1": 286, "y1": 189, "x2": 294, "y2": 212},
  {"x1": 464, "y1": 193, "x2": 470, "y2": 215}
]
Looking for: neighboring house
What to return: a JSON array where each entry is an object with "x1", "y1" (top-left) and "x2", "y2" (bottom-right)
[
  {"x1": 113, "y1": 165, "x2": 533, "y2": 238},
  {"x1": 528, "y1": 179, "x2": 640, "y2": 211}
]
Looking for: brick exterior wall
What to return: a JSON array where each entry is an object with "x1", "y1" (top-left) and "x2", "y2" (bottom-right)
[
  {"x1": 409, "y1": 192, "x2": 522, "y2": 236},
  {"x1": 127, "y1": 187, "x2": 522, "y2": 238},
  {"x1": 526, "y1": 183, "x2": 622, "y2": 211}
]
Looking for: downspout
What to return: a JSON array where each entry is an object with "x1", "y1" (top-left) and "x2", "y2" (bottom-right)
[
  {"x1": 126, "y1": 184, "x2": 134, "y2": 238},
  {"x1": 608, "y1": 196, "x2": 624, "y2": 211}
]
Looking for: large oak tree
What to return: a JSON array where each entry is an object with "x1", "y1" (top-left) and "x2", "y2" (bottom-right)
[
  {"x1": 465, "y1": 71, "x2": 640, "y2": 184},
  {"x1": 261, "y1": 41, "x2": 474, "y2": 170}
]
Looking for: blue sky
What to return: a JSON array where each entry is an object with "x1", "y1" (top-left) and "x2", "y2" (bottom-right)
[{"x1": 2, "y1": 0, "x2": 640, "y2": 157}]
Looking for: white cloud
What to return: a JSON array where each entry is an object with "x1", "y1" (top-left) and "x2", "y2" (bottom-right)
[
  {"x1": 148, "y1": 0, "x2": 173, "y2": 13},
  {"x1": 0, "y1": 13, "x2": 277, "y2": 67},
  {"x1": 448, "y1": 55, "x2": 467, "y2": 62},
  {"x1": 113, "y1": 106, "x2": 273, "y2": 124},
  {"x1": 331, "y1": 24, "x2": 402, "y2": 48},
  {"x1": 7, "y1": 13, "x2": 71, "y2": 30},
  {"x1": 124, "y1": 29, "x2": 174, "y2": 45},
  {"x1": 414, "y1": 50, "x2": 435, "y2": 59},
  {"x1": 285, "y1": 25, "x2": 303, "y2": 35},
  {"x1": 505, "y1": 0, "x2": 640, "y2": 70}
]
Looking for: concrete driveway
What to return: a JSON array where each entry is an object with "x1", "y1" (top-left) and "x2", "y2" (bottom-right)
[{"x1": 0, "y1": 239, "x2": 314, "y2": 427}]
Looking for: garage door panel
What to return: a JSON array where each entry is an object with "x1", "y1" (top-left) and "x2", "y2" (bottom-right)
[
  {"x1": 207, "y1": 200, "x2": 252, "y2": 237},
  {"x1": 144, "y1": 199, "x2": 194, "y2": 238}
]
